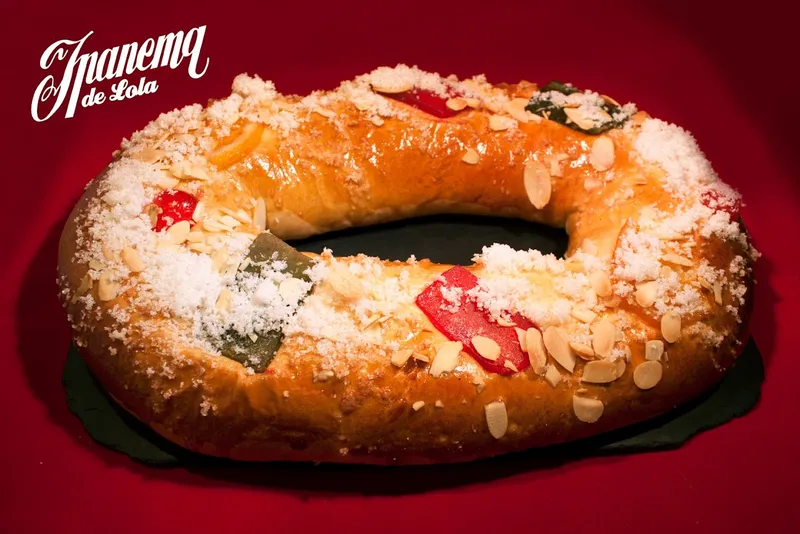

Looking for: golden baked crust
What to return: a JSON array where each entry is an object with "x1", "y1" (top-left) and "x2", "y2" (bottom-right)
[{"x1": 57, "y1": 65, "x2": 757, "y2": 464}]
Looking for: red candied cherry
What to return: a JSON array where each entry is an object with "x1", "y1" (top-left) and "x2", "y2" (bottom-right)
[
  {"x1": 415, "y1": 266, "x2": 537, "y2": 375},
  {"x1": 150, "y1": 190, "x2": 198, "y2": 231},
  {"x1": 381, "y1": 89, "x2": 466, "y2": 119}
]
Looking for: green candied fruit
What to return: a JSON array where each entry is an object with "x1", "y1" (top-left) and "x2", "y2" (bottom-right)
[
  {"x1": 525, "y1": 81, "x2": 629, "y2": 135},
  {"x1": 217, "y1": 232, "x2": 315, "y2": 372}
]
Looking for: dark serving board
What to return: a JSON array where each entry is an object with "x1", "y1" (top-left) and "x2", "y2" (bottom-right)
[{"x1": 62, "y1": 214, "x2": 764, "y2": 468}]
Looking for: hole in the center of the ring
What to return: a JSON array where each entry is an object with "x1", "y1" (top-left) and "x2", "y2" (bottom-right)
[{"x1": 291, "y1": 214, "x2": 569, "y2": 265}]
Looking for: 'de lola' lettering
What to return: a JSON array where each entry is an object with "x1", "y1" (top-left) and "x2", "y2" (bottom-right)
[{"x1": 31, "y1": 26, "x2": 209, "y2": 122}]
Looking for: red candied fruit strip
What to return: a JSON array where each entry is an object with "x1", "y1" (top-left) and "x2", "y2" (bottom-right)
[
  {"x1": 700, "y1": 189, "x2": 742, "y2": 219},
  {"x1": 415, "y1": 266, "x2": 537, "y2": 375},
  {"x1": 381, "y1": 88, "x2": 464, "y2": 119},
  {"x1": 151, "y1": 190, "x2": 198, "y2": 231}
]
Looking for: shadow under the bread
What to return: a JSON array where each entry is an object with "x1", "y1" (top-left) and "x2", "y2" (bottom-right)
[{"x1": 61, "y1": 336, "x2": 763, "y2": 495}]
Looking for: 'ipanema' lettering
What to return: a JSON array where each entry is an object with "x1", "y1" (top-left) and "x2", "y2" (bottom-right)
[{"x1": 32, "y1": 26, "x2": 209, "y2": 122}]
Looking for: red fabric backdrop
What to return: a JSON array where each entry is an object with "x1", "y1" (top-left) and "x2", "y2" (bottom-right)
[{"x1": 2, "y1": 0, "x2": 799, "y2": 532}]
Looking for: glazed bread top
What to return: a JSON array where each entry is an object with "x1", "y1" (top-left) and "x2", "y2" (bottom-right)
[{"x1": 57, "y1": 65, "x2": 757, "y2": 448}]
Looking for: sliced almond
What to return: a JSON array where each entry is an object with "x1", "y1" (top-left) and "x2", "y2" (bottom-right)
[
  {"x1": 312, "y1": 106, "x2": 335, "y2": 118},
  {"x1": 462, "y1": 148, "x2": 480, "y2": 165},
  {"x1": 215, "y1": 288, "x2": 232, "y2": 312},
  {"x1": 430, "y1": 341, "x2": 462, "y2": 378},
  {"x1": 218, "y1": 215, "x2": 242, "y2": 229},
  {"x1": 590, "y1": 137, "x2": 615, "y2": 171},
  {"x1": 713, "y1": 281, "x2": 723, "y2": 305},
  {"x1": 220, "y1": 207, "x2": 252, "y2": 224},
  {"x1": 601, "y1": 94, "x2": 621, "y2": 107},
  {"x1": 526, "y1": 328, "x2": 547, "y2": 374},
  {"x1": 144, "y1": 204, "x2": 160, "y2": 228},
  {"x1": 570, "y1": 306, "x2": 597, "y2": 323},
  {"x1": 661, "y1": 253, "x2": 693, "y2": 267},
  {"x1": 661, "y1": 311, "x2": 682, "y2": 343},
  {"x1": 446, "y1": 97, "x2": 467, "y2": 111},
  {"x1": 71, "y1": 274, "x2": 92, "y2": 303},
  {"x1": 504, "y1": 98, "x2": 533, "y2": 123},
  {"x1": 504, "y1": 360, "x2": 519, "y2": 373},
  {"x1": 635, "y1": 281, "x2": 658, "y2": 307},
  {"x1": 484, "y1": 401, "x2": 508, "y2": 439},
  {"x1": 166, "y1": 220, "x2": 191, "y2": 244},
  {"x1": 157, "y1": 177, "x2": 181, "y2": 190},
  {"x1": 592, "y1": 319, "x2": 615, "y2": 358},
  {"x1": 121, "y1": 247, "x2": 145, "y2": 273},
  {"x1": 413, "y1": 353, "x2": 430, "y2": 363},
  {"x1": 371, "y1": 80, "x2": 413, "y2": 94},
  {"x1": 634, "y1": 360, "x2": 663, "y2": 390},
  {"x1": 391, "y1": 349, "x2": 413, "y2": 368},
  {"x1": 515, "y1": 327, "x2": 528, "y2": 351},
  {"x1": 412, "y1": 400, "x2": 425, "y2": 411},
  {"x1": 254, "y1": 197, "x2": 267, "y2": 231},
  {"x1": 523, "y1": 160, "x2": 551, "y2": 209},
  {"x1": 489, "y1": 115, "x2": 517, "y2": 131},
  {"x1": 543, "y1": 326, "x2": 576, "y2": 373},
  {"x1": 484, "y1": 100, "x2": 503, "y2": 114},
  {"x1": 186, "y1": 231, "x2": 205, "y2": 243},
  {"x1": 544, "y1": 365, "x2": 562, "y2": 387},
  {"x1": 211, "y1": 248, "x2": 229, "y2": 272},
  {"x1": 435, "y1": 400, "x2": 444, "y2": 408},
  {"x1": 573, "y1": 396, "x2": 604, "y2": 423},
  {"x1": 465, "y1": 98, "x2": 481, "y2": 108},
  {"x1": 603, "y1": 294, "x2": 622, "y2": 308},
  {"x1": 631, "y1": 111, "x2": 649, "y2": 126},
  {"x1": 472, "y1": 335, "x2": 501, "y2": 361},
  {"x1": 351, "y1": 98, "x2": 371, "y2": 112},
  {"x1": 569, "y1": 342, "x2": 596, "y2": 360},
  {"x1": 615, "y1": 358, "x2": 627, "y2": 377},
  {"x1": 191, "y1": 201, "x2": 206, "y2": 223},
  {"x1": 174, "y1": 162, "x2": 210, "y2": 181},
  {"x1": 564, "y1": 108, "x2": 595, "y2": 130},
  {"x1": 175, "y1": 133, "x2": 196, "y2": 144},
  {"x1": 589, "y1": 271, "x2": 612, "y2": 297},
  {"x1": 645, "y1": 340, "x2": 664, "y2": 361},
  {"x1": 581, "y1": 360, "x2": 620, "y2": 384},
  {"x1": 496, "y1": 317, "x2": 516, "y2": 327},
  {"x1": 188, "y1": 242, "x2": 212, "y2": 254},
  {"x1": 202, "y1": 218, "x2": 225, "y2": 233},
  {"x1": 97, "y1": 271, "x2": 119, "y2": 302},
  {"x1": 328, "y1": 266, "x2": 363, "y2": 300},
  {"x1": 130, "y1": 146, "x2": 165, "y2": 164}
]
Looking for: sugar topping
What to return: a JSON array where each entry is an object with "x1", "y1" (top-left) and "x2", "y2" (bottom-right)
[
  {"x1": 61, "y1": 65, "x2": 756, "y2": 389},
  {"x1": 633, "y1": 118, "x2": 741, "y2": 202}
]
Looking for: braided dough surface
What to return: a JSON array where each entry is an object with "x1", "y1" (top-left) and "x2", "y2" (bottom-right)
[{"x1": 58, "y1": 65, "x2": 757, "y2": 464}]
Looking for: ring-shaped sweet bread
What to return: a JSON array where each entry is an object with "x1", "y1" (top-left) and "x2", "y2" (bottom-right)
[{"x1": 58, "y1": 65, "x2": 757, "y2": 464}]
